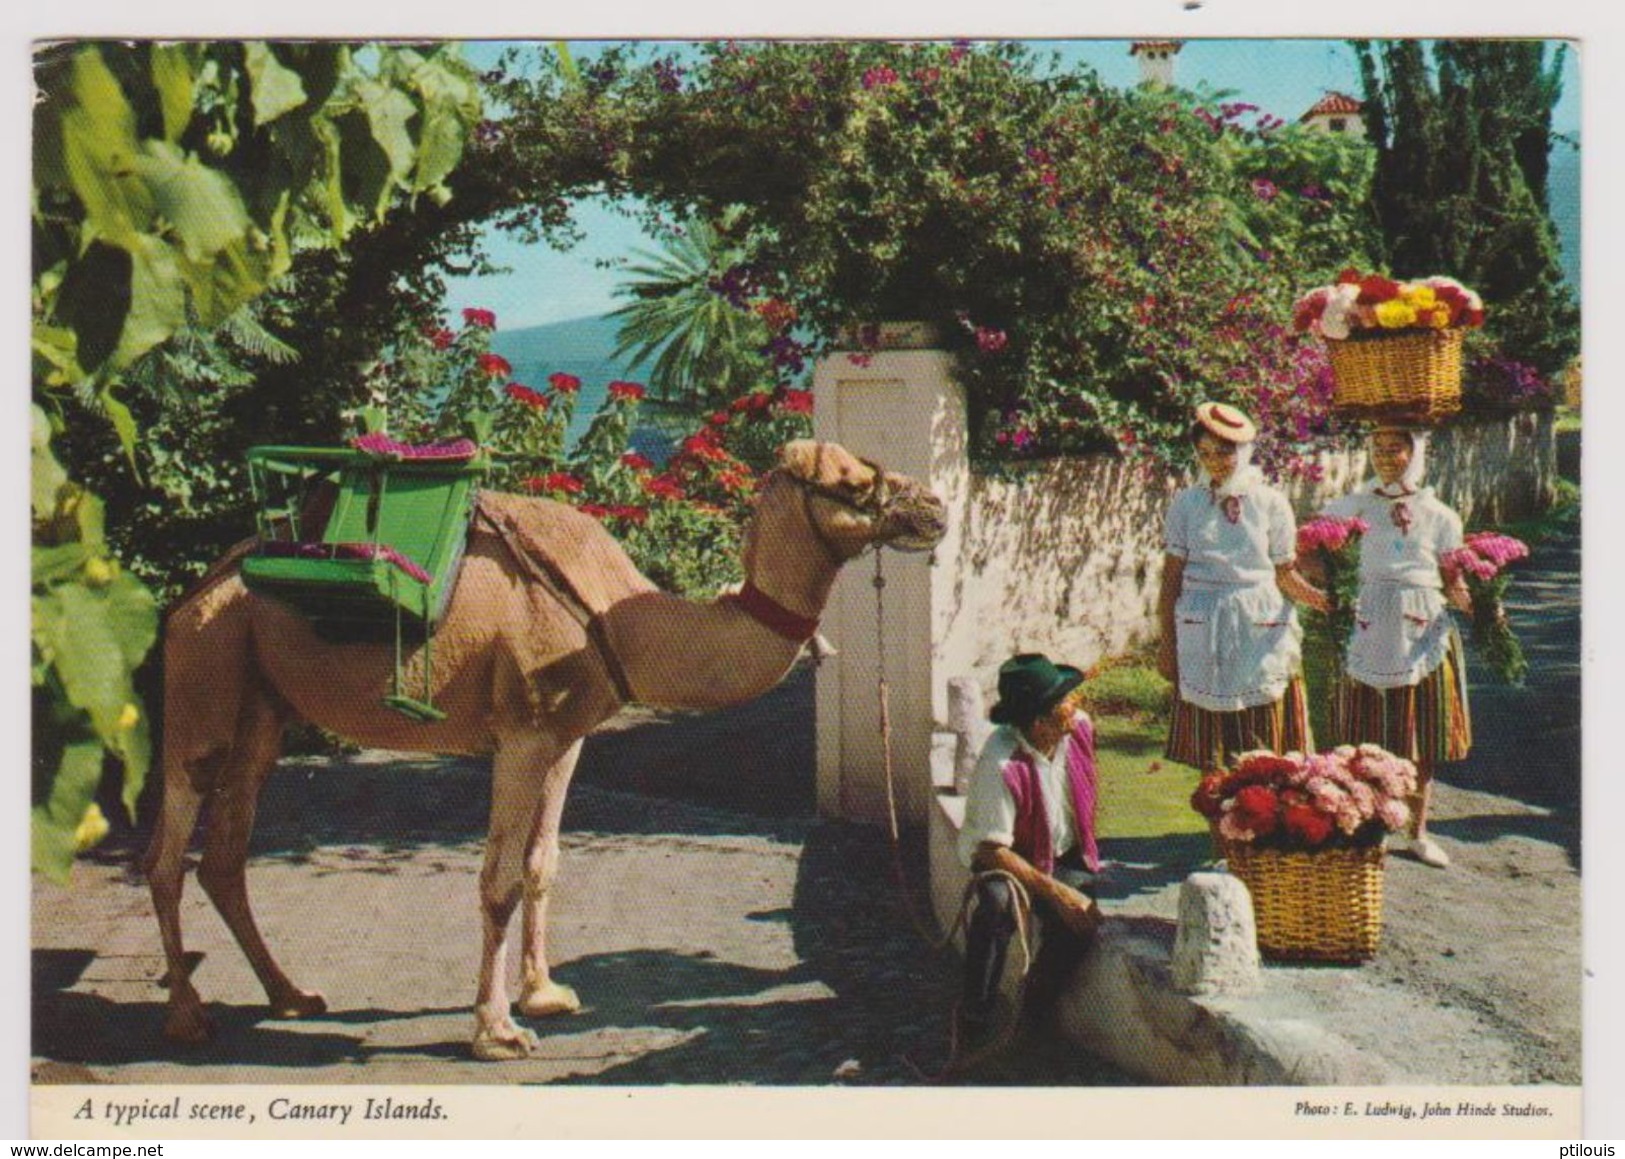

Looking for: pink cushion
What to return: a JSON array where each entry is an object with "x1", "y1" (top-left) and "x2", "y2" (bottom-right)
[
  {"x1": 351, "y1": 433, "x2": 479, "y2": 462},
  {"x1": 258, "y1": 540, "x2": 432, "y2": 585}
]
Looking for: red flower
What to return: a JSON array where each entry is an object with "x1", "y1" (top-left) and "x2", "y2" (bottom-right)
[
  {"x1": 754, "y1": 298, "x2": 797, "y2": 333},
  {"x1": 778, "y1": 389, "x2": 814, "y2": 414},
  {"x1": 505, "y1": 383, "x2": 549, "y2": 409},
  {"x1": 1190, "y1": 773, "x2": 1227, "y2": 819},
  {"x1": 680, "y1": 435, "x2": 729, "y2": 462},
  {"x1": 1335, "y1": 268, "x2": 1363, "y2": 286},
  {"x1": 717, "y1": 469, "x2": 754, "y2": 493},
  {"x1": 1283, "y1": 803, "x2": 1335, "y2": 846},
  {"x1": 620, "y1": 452, "x2": 654, "y2": 472},
  {"x1": 577, "y1": 502, "x2": 611, "y2": 519},
  {"x1": 477, "y1": 353, "x2": 513, "y2": 379},
  {"x1": 462, "y1": 307, "x2": 497, "y2": 329},
  {"x1": 1355, "y1": 274, "x2": 1402, "y2": 306},
  {"x1": 429, "y1": 327, "x2": 456, "y2": 350},
  {"x1": 547, "y1": 372, "x2": 582, "y2": 394},
  {"x1": 643, "y1": 475, "x2": 685, "y2": 501},
  {"x1": 709, "y1": 410, "x2": 732, "y2": 427},
  {"x1": 1232, "y1": 785, "x2": 1281, "y2": 835},
  {"x1": 610, "y1": 504, "x2": 650, "y2": 525},
  {"x1": 526, "y1": 472, "x2": 582, "y2": 495},
  {"x1": 608, "y1": 380, "x2": 647, "y2": 402}
]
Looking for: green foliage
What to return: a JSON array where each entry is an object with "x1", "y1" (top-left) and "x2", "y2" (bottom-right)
[
  {"x1": 608, "y1": 213, "x2": 777, "y2": 405},
  {"x1": 1351, "y1": 39, "x2": 1578, "y2": 376},
  {"x1": 30, "y1": 39, "x2": 482, "y2": 879},
  {"x1": 483, "y1": 40, "x2": 1380, "y2": 469},
  {"x1": 31, "y1": 406, "x2": 157, "y2": 881},
  {"x1": 33, "y1": 41, "x2": 481, "y2": 435},
  {"x1": 1072, "y1": 660, "x2": 1172, "y2": 721}
]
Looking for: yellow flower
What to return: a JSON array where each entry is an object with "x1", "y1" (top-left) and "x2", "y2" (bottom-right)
[
  {"x1": 82, "y1": 557, "x2": 115, "y2": 587},
  {"x1": 74, "y1": 803, "x2": 109, "y2": 853},
  {"x1": 118, "y1": 703, "x2": 140, "y2": 730},
  {"x1": 1374, "y1": 300, "x2": 1419, "y2": 329},
  {"x1": 1403, "y1": 285, "x2": 1437, "y2": 310}
]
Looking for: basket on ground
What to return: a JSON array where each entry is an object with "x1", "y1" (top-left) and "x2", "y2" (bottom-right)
[
  {"x1": 1226, "y1": 843, "x2": 1385, "y2": 962},
  {"x1": 1326, "y1": 328, "x2": 1464, "y2": 422}
]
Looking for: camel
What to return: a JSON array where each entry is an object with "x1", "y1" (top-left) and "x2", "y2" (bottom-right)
[{"x1": 147, "y1": 439, "x2": 946, "y2": 1060}]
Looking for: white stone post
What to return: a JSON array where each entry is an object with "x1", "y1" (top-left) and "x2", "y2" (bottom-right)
[{"x1": 812, "y1": 339, "x2": 969, "y2": 827}]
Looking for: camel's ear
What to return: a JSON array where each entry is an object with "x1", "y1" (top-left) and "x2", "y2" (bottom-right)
[{"x1": 777, "y1": 439, "x2": 822, "y2": 481}]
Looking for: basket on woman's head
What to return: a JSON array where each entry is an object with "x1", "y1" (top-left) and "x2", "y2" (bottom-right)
[{"x1": 1293, "y1": 270, "x2": 1486, "y2": 422}]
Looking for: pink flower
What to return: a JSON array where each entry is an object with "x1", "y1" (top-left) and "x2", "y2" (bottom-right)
[
  {"x1": 975, "y1": 327, "x2": 1008, "y2": 353},
  {"x1": 1297, "y1": 515, "x2": 1367, "y2": 555},
  {"x1": 1251, "y1": 177, "x2": 1279, "y2": 201},
  {"x1": 547, "y1": 372, "x2": 581, "y2": 394},
  {"x1": 1465, "y1": 532, "x2": 1529, "y2": 569},
  {"x1": 862, "y1": 66, "x2": 899, "y2": 89}
]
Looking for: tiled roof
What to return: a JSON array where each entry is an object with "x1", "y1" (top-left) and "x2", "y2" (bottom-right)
[
  {"x1": 1301, "y1": 91, "x2": 1364, "y2": 120},
  {"x1": 1129, "y1": 40, "x2": 1184, "y2": 55}
]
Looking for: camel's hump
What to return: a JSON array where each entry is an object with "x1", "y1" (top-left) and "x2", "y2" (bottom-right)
[{"x1": 474, "y1": 490, "x2": 657, "y2": 615}]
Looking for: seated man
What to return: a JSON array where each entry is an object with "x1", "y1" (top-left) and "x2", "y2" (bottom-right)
[{"x1": 958, "y1": 652, "x2": 1104, "y2": 1041}]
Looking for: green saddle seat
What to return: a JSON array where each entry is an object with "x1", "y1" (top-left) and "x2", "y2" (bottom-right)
[{"x1": 240, "y1": 443, "x2": 488, "y2": 721}]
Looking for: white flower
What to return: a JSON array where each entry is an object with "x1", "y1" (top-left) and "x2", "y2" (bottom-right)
[{"x1": 1319, "y1": 282, "x2": 1360, "y2": 340}]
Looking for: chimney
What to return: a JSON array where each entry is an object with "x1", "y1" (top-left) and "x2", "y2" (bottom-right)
[{"x1": 1130, "y1": 40, "x2": 1184, "y2": 89}]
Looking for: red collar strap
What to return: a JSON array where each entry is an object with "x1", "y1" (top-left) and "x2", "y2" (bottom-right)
[{"x1": 731, "y1": 580, "x2": 820, "y2": 643}]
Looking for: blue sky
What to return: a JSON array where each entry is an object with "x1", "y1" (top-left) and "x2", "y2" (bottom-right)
[{"x1": 444, "y1": 39, "x2": 1581, "y2": 332}]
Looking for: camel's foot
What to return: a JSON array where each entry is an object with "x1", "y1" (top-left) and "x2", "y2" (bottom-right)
[
  {"x1": 471, "y1": 1018, "x2": 541, "y2": 1062},
  {"x1": 162, "y1": 997, "x2": 215, "y2": 1046},
  {"x1": 516, "y1": 979, "x2": 581, "y2": 1020},
  {"x1": 267, "y1": 987, "x2": 328, "y2": 1021}
]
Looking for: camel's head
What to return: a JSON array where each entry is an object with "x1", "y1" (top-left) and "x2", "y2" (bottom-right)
[{"x1": 773, "y1": 439, "x2": 947, "y2": 556}]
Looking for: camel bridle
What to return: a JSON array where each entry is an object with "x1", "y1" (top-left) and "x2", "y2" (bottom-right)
[{"x1": 771, "y1": 447, "x2": 897, "y2": 565}]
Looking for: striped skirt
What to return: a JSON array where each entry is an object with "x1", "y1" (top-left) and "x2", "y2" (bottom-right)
[
  {"x1": 1166, "y1": 675, "x2": 1313, "y2": 771},
  {"x1": 1332, "y1": 629, "x2": 1472, "y2": 766}
]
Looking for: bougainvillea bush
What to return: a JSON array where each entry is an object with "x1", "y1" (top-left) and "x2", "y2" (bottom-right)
[{"x1": 483, "y1": 40, "x2": 1380, "y2": 476}]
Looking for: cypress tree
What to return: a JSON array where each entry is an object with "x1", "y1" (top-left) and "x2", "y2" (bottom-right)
[{"x1": 1351, "y1": 39, "x2": 1577, "y2": 376}]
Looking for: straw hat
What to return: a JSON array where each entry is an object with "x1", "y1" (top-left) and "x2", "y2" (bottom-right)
[{"x1": 1194, "y1": 401, "x2": 1257, "y2": 444}]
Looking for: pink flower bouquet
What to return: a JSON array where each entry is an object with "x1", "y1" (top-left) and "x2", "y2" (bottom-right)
[
  {"x1": 1191, "y1": 746, "x2": 1419, "y2": 852},
  {"x1": 1442, "y1": 531, "x2": 1531, "y2": 684}
]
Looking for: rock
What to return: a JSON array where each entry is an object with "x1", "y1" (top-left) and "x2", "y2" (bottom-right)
[{"x1": 1170, "y1": 872, "x2": 1262, "y2": 996}]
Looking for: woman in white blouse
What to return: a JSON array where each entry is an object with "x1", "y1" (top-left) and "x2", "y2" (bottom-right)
[
  {"x1": 1321, "y1": 425, "x2": 1473, "y2": 868},
  {"x1": 1158, "y1": 403, "x2": 1329, "y2": 783}
]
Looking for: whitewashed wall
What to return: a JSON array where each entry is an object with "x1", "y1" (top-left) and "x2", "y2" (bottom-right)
[{"x1": 812, "y1": 345, "x2": 1560, "y2": 826}]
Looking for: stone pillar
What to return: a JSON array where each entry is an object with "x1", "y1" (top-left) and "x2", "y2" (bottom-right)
[
  {"x1": 812, "y1": 334, "x2": 969, "y2": 827},
  {"x1": 1170, "y1": 872, "x2": 1262, "y2": 996}
]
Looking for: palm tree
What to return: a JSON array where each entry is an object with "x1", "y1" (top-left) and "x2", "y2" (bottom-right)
[{"x1": 608, "y1": 214, "x2": 771, "y2": 407}]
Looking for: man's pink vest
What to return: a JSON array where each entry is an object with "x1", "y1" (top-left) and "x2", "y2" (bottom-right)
[{"x1": 1001, "y1": 717, "x2": 1100, "y2": 874}]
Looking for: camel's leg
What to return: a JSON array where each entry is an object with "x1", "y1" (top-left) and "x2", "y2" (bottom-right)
[
  {"x1": 145, "y1": 761, "x2": 211, "y2": 1045},
  {"x1": 516, "y1": 738, "x2": 585, "y2": 1020},
  {"x1": 471, "y1": 733, "x2": 576, "y2": 1061},
  {"x1": 194, "y1": 691, "x2": 327, "y2": 1021}
]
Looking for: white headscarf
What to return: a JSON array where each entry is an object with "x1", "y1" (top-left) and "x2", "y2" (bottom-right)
[
  {"x1": 1202, "y1": 439, "x2": 1262, "y2": 499},
  {"x1": 1371, "y1": 428, "x2": 1429, "y2": 497}
]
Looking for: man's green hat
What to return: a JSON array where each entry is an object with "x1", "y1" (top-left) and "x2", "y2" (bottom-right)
[{"x1": 989, "y1": 653, "x2": 1084, "y2": 726}]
